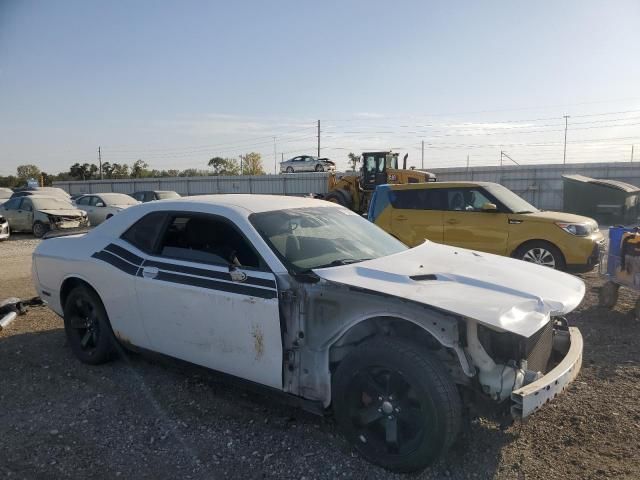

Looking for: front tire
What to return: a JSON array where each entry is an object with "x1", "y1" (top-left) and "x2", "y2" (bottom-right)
[
  {"x1": 315, "y1": 164, "x2": 324, "y2": 172},
  {"x1": 32, "y1": 221, "x2": 48, "y2": 238},
  {"x1": 63, "y1": 285, "x2": 115, "y2": 365},
  {"x1": 332, "y1": 337, "x2": 461, "y2": 472},
  {"x1": 599, "y1": 281, "x2": 619, "y2": 308},
  {"x1": 286, "y1": 167, "x2": 294, "y2": 173},
  {"x1": 514, "y1": 241, "x2": 565, "y2": 270}
]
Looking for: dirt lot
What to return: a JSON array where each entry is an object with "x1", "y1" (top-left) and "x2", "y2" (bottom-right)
[{"x1": 1, "y1": 236, "x2": 639, "y2": 479}]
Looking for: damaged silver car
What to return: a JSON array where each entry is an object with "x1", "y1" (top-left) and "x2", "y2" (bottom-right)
[
  {"x1": 31, "y1": 195, "x2": 584, "y2": 472},
  {"x1": 1, "y1": 195, "x2": 89, "y2": 237}
]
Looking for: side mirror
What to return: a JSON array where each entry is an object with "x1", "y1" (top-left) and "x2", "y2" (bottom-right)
[
  {"x1": 95, "y1": 202, "x2": 105, "y2": 207},
  {"x1": 482, "y1": 202, "x2": 498, "y2": 212}
]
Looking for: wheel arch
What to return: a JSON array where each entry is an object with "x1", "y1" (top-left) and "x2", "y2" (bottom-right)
[
  {"x1": 325, "y1": 314, "x2": 471, "y2": 395},
  {"x1": 60, "y1": 276, "x2": 102, "y2": 314},
  {"x1": 510, "y1": 238, "x2": 566, "y2": 263}
]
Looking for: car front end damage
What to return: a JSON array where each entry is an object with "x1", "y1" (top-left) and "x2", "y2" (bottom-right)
[
  {"x1": 465, "y1": 316, "x2": 583, "y2": 419},
  {"x1": 44, "y1": 212, "x2": 89, "y2": 231}
]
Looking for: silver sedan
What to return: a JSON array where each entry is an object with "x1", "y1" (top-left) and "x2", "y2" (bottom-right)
[
  {"x1": 75, "y1": 193, "x2": 139, "y2": 225},
  {"x1": 279, "y1": 155, "x2": 336, "y2": 173}
]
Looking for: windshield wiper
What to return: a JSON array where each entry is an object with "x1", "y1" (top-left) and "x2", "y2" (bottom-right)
[
  {"x1": 515, "y1": 210, "x2": 535, "y2": 214},
  {"x1": 312, "y1": 258, "x2": 372, "y2": 269}
]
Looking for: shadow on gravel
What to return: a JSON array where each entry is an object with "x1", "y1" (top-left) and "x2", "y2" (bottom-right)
[{"x1": 1, "y1": 327, "x2": 516, "y2": 479}]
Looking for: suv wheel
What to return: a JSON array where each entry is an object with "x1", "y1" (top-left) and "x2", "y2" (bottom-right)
[
  {"x1": 515, "y1": 241, "x2": 565, "y2": 270},
  {"x1": 332, "y1": 337, "x2": 461, "y2": 472}
]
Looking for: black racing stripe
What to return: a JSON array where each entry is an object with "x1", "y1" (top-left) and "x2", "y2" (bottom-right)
[
  {"x1": 143, "y1": 259, "x2": 277, "y2": 289},
  {"x1": 104, "y1": 243, "x2": 143, "y2": 266},
  {"x1": 155, "y1": 271, "x2": 277, "y2": 299},
  {"x1": 92, "y1": 251, "x2": 140, "y2": 276}
]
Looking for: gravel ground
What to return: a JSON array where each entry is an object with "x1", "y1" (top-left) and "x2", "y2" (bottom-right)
[{"x1": 1, "y1": 236, "x2": 639, "y2": 479}]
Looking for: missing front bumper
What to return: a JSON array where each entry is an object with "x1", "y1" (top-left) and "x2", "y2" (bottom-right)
[{"x1": 510, "y1": 327, "x2": 583, "y2": 419}]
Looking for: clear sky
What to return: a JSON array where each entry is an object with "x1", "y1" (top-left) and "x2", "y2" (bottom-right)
[{"x1": 1, "y1": 0, "x2": 640, "y2": 175}]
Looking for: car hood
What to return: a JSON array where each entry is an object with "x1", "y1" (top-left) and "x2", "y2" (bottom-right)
[
  {"x1": 313, "y1": 241, "x2": 585, "y2": 338},
  {"x1": 513, "y1": 210, "x2": 596, "y2": 224},
  {"x1": 38, "y1": 209, "x2": 84, "y2": 216}
]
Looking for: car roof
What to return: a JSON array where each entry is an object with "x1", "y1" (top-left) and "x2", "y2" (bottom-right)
[{"x1": 151, "y1": 194, "x2": 337, "y2": 214}]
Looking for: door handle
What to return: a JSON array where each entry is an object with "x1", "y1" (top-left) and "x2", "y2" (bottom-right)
[
  {"x1": 446, "y1": 219, "x2": 459, "y2": 225},
  {"x1": 394, "y1": 215, "x2": 408, "y2": 221},
  {"x1": 141, "y1": 266, "x2": 159, "y2": 279}
]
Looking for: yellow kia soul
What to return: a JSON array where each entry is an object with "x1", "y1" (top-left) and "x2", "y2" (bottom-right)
[{"x1": 368, "y1": 181, "x2": 605, "y2": 271}]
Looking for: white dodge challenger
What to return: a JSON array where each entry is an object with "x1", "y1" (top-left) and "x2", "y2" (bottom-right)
[{"x1": 32, "y1": 195, "x2": 584, "y2": 472}]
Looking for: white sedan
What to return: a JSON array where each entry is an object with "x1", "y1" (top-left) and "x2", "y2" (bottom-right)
[
  {"x1": 32, "y1": 195, "x2": 584, "y2": 472},
  {"x1": 74, "y1": 193, "x2": 139, "y2": 225}
]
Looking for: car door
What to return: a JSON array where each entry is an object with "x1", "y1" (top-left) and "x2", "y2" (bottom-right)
[
  {"x1": 134, "y1": 212, "x2": 283, "y2": 389},
  {"x1": 1, "y1": 197, "x2": 26, "y2": 231},
  {"x1": 442, "y1": 187, "x2": 510, "y2": 255},
  {"x1": 90, "y1": 196, "x2": 110, "y2": 224},
  {"x1": 75, "y1": 195, "x2": 95, "y2": 224},
  {"x1": 390, "y1": 188, "x2": 445, "y2": 246},
  {"x1": 20, "y1": 198, "x2": 35, "y2": 231}
]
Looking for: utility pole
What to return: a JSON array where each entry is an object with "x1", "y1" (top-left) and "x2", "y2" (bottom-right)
[
  {"x1": 98, "y1": 146, "x2": 103, "y2": 180},
  {"x1": 632, "y1": 145, "x2": 635, "y2": 163},
  {"x1": 317, "y1": 120, "x2": 321, "y2": 158},
  {"x1": 563, "y1": 115, "x2": 570, "y2": 164},
  {"x1": 239, "y1": 154, "x2": 244, "y2": 175},
  {"x1": 421, "y1": 140, "x2": 424, "y2": 169},
  {"x1": 500, "y1": 150, "x2": 503, "y2": 168},
  {"x1": 273, "y1": 137, "x2": 277, "y2": 174},
  {"x1": 466, "y1": 154, "x2": 469, "y2": 170}
]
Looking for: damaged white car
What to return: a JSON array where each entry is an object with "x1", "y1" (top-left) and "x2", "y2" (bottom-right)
[{"x1": 32, "y1": 195, "x2": 584, "y2": 472}]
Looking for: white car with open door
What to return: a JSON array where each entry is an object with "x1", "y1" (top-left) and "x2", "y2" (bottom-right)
[{"x1": 32, "y1": 195, "x2": 584, "y2": 472}]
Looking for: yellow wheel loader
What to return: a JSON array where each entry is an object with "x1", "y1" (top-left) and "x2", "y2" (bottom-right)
[{"x1": 325, "y1": 151, "x2": 436, "y2": 214}]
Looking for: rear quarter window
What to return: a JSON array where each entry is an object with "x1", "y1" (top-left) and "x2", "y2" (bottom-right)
[{"x1": 121, "y1": 211, "x2": 167, "y2": 253}]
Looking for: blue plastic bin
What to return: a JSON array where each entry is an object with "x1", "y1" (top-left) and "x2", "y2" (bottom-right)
[{"x1": 607, "y1": 226, "x2": 635, "y2": 276}]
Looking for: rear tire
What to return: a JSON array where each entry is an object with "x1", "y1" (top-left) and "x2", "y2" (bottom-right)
[
  {"x1": 514, "y1": 241, "x2": 566, "y2": 270},
  {"x1": 63, "y1": 285, "x2": 116, "y2": 365},
  {"x1": 332, "y1": 337, "x2": 461, "y2": 472},
  {"x1": 32, "y1": 221, "x2": 48, "y2": 238}
]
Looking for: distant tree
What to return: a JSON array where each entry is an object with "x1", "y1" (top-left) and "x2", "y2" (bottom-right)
[
  {"x1": 166, "y1": 169, "x2": 180, "y2": 177},
  {"x1": 208, "y1": 156, "x2": 241, "y2": 175},
  {"x1": 16, "y1": 164, "x2": 41, "y2": 181},
  {"x1": 241, "y1": 152, "x2": 265, "y2": 175},
  {"x1": 111, "y1": 163, "x2": 130, "y2": 179},
  {"x1": 101, "y1": 162, "x2": 114, "y2": 179},
  {"x1": 347, "y1": 152, "x2": 360, "y2": 171},
  {"x1": 0, "y1": 175, "x2": 19, "y2": 188},
  {"x1": 69, "y1": 163, "x2": 92, "y2": 180},
  {"x1": 131, "y1": 159, "x2": 149, "y2": 178}
]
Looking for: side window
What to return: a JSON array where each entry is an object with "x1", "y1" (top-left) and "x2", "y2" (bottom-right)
[
  {"x1": 157, "y1": 215, "x2": 261, "y2": 269},
  {"x1": 90, "y1": 196, "x2": 104, "y2": 206},
  {"x1": 22, "y1": 199, "x2": 33, "y2": 212},
  {"x1": 390, "y1": 189, "x2": 444, "y2": 210},
  {"x1": 364, "y1": 155, "x2": 376, "y2": 173},
  {"x1": 76, "y1": 196, "x2": 90, "y2": 206},
  {"x1": 121, "y1": 212, "x2": 167, "y2": 253},
  {"x1": 445, "y1": 189, "x2": 493, "y2": 212},
  {"x1": 144, "y1": 192, "x2": 155, "y2": 202},
  {"x1": 3, "y1": 198, "x2": 22, "y2": 210}
]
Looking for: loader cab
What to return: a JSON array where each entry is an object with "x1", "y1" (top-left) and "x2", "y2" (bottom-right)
[{"x1": 362, "y1": 152, "x2": 399, "y2": 191}]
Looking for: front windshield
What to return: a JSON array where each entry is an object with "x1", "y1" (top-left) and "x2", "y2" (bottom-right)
[
  {"x1": 485, "y1": 184, "x2": 539, "y2": 214},
  {"x1": 386, "y1": 154, "x2": 398, "y2": 169},
  {"x1": 101, "y1": 193, "x2": 138, "y2": 205},
  {"x1": 250, "y1": 206, "x2": 407, "y2": 272},
  {"x1": 31, "y1": 197, "x2": 75, "y2": 209}
]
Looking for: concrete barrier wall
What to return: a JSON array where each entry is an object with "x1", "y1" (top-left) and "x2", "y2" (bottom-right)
[{"x1": 429, "y1": 161, "x2": 640, "y2": 211}]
